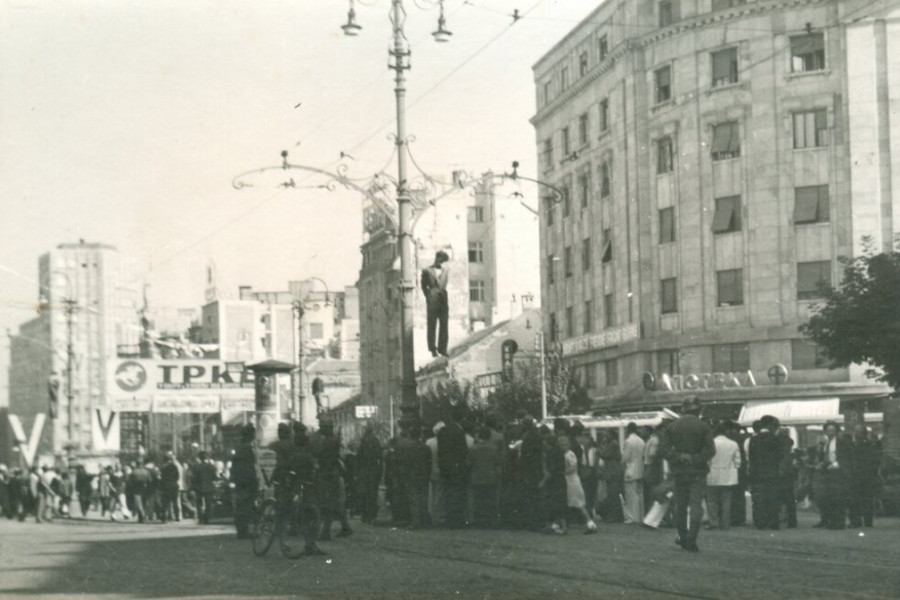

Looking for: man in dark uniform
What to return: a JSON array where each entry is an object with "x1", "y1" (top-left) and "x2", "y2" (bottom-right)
[
  {"x1": 421, "y1": 250, "x2": 450, "y2": 357},
  {"x1": 230, "y1": 424, "x2": 260, "y2": 539},
  {"x1": 159, "y1": 452, "x2": 181, "y2": 524},
  {"x1": 662, "y1": 396, "x2": 715, "y2": 552}
]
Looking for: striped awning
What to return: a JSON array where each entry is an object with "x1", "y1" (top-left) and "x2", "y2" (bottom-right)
[{"x1": 738, "y1": 398, "x2": 839, "y2": 426}]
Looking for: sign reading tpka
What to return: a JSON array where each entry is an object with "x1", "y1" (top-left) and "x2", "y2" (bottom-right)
[{"x1": 108, "y1": 359, "x2": 256, "y2": 413}]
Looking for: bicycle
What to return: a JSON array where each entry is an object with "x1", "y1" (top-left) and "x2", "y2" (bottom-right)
[{"x1": 251, "y1": 474, "x2": 313, "y2": 559}]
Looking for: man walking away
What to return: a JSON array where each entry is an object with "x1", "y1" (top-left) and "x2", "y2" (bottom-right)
[
  {"x1": 706, "y1": 422, "x2": 741, "y2": 530},
  {"x1": 662, "y1": 396, "x2": 715, "y2": 552}
]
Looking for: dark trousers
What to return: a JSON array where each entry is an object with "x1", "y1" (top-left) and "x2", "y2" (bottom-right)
[
  {"x1": 198, "y1": 492, "x2": 215, "y2": 524},
  {"x1": 426, "y1": 302, "x2": 448, "y2": 355},
  {"x1": 819, "y1": 470, "x2": 848, "y2": 529},
  {"x1": 233, "y1": 486, "x2": 256, "y2": 537},
  {"x1": 408, "y1": 482, "x2": 430, "y2": 528},
  {"x1": 673, "y1": 475, "x2": 706, "y2": 545},
  {"x1": 752, "y1": 479, "x2": 780, "y2": 529},
  {"x1": 848, "y1": 482, "x2": 876, "y2": 527},
  {"x1": 472, "y1": 484, "x2": 498, "y2": 528},
  {"x1": 359, "y1": 480, "x2": 380, "y2": 524},
  {"x1": 443, "y1": 477, "x2": 468, "y2": 528},
  {"x1": 730, "y1": 481, "x2": 747, "y2": 526},
  {"x1": 778, "y1": 477, "x2": 797, "y2": 528}
]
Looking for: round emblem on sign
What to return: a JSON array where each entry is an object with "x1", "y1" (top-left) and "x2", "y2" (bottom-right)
[
  {"x1": 767, "y1": 364, "x2": 788, "y2": 385},
  {"x1": 114, "y1": 361, "x2": 147, "y2": 392},
  {"x1": 641, "y1": 372, "x2": 656, "y2": 391}
]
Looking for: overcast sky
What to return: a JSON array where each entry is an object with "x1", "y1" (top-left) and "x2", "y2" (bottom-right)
[{"x1": 0, "y1": 0, "x2": 597, "y2": 397}]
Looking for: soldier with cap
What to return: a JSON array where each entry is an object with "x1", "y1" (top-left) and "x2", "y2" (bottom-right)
[{"x1": 661, "y1": 396, "x2": 715, "y2": 552}]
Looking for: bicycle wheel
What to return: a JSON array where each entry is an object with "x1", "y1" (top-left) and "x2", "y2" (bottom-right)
[
  {"x1": 279, "y1": 497, "x2": 305, "y2": 559},
  {"x1": 252, "y1": 500, "x2": 277, "y2": 557}
]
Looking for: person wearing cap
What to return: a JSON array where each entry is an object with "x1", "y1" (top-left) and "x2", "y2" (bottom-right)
[{"x1": 661, "y1": 396, "x2": 715, "y2": 552}]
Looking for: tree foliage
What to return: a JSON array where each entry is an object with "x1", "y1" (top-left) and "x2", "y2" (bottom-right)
[
  {"x1": 418, "y1": 378, "x2": 476, "y2": 427},
  {"x1": 486, "y1": 352, "x2": 589, "y2": 422},
  {"x1": 800, "y1": 236, "x2": 900, "y2": 390}
]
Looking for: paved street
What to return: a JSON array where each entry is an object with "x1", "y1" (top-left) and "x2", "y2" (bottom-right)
[{"x1": 1, "y1": 511, "x2": 897, "y2": 600}]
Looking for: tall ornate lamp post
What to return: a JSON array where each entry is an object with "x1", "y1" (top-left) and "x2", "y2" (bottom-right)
[{"x1": 341, "y1": 0, "x2": 452, "y2": 433}]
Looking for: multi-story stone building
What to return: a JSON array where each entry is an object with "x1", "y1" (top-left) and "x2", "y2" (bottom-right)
[
  {"x1": 7, "y1": 241, "x2": 141, "y2": 465},
  {"x1": 532, "y1": 0, "x2": 898, "y2": 419},
  {"x1": 358, "y1": 174, "x2": 541, "y2": 422}
]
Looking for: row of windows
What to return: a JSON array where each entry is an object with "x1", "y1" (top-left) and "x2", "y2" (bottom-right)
[
  {"x1": 577, "y1": 339, "x2": 827, "y2": 391},
  {"x1": 548, "y1": 262, "x2": 830, "y2": 339},
  {"x1": 652, "y1": 33, "x2": 825, "y2": 106},
  {"x1": 543, "y1": 27, "x2": 825, "y2": 117},
  {"x1": 542, "y1": 0, "x2": 798, "y2": 109},
  {"x1": 548, "y1": 185, "x2": 829, "y2": 264},
  {"x1": 544, "y1": 106, "x2": 826, "y2": 179}
]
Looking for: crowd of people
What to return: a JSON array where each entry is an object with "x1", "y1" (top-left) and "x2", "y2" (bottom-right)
[
  {"x1": 337, "y1": 396, "x2": 887, "y2": 552},
  {"x1": 0, "y1": 449, "x2": 227, "y2": 525},
  {"x1": 1, "y1": 396, "x2": 888, "y2": 558}
]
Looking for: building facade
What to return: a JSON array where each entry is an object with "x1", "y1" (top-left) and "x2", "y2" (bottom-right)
[
  {"x1": 7, "y1": 241, "x2": 141, "y2": 465},
  {"x1": 358, "y1": 175, "x2": 542, "y2": 423},
  {"x1": 532, "y1": 0, "x2": 898, "y2": 414}
]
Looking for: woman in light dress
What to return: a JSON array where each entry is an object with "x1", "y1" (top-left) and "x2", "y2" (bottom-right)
[{"x1": 559, "y1": 436, "x2": 598, "y2": 534}]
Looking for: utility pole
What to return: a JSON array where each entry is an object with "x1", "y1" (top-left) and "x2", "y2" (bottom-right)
[
  {"x1": 539, "y1": 331, "x2": 548, "y2": 423},
  {"x1": 390, "y1": 0, "x2": 419, "y2": 434}
]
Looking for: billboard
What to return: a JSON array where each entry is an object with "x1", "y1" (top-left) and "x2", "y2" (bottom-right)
[{"x1": 108, "y1": 359, "x2": 255, "y2": 413}]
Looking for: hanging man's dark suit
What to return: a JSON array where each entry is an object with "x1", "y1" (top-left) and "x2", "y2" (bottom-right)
[{"x1": 421, "y1": 264, "x2": 449, "y2": 356}]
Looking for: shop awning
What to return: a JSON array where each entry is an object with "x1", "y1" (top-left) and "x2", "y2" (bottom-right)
[{"x1": 738, "y1": 398, "x2": 839, "y2": 426}]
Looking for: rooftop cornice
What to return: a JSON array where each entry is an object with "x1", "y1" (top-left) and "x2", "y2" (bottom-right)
[{"x1": 531, "y1": 0, "x2": 835, "y2": 128}]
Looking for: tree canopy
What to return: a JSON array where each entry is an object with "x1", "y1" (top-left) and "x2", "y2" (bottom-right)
[{"x1": 800, "y1": 237, "x2": 900, "y2": 390}]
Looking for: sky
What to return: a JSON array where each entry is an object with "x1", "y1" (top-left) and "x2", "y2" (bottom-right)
[{"x1": 0, "y1": 0, "x2": 598, "y2": 398}]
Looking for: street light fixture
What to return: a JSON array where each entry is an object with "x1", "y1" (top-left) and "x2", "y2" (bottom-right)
[{"x1": 341, "y1": 0, "x2": 452, "y2": 435}]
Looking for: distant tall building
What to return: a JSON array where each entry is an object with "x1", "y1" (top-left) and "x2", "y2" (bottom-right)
[
  {"x1": 8, "y1": 241, "x2": 141, "y2": 464},
  {"x1": 531, "y1": 0, "x2": 897, "y2": 415},
  {"x1": 358, "y1": 173, "x2": 541, "y2": 420}
]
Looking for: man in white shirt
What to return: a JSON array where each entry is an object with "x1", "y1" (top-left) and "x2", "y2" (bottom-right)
[
  {"x1": 621, "y1": 422, "x2": 646, "y2": 523},
  {"x1": 706, "y1": 422, "x2": 741, "y2": 529}
]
